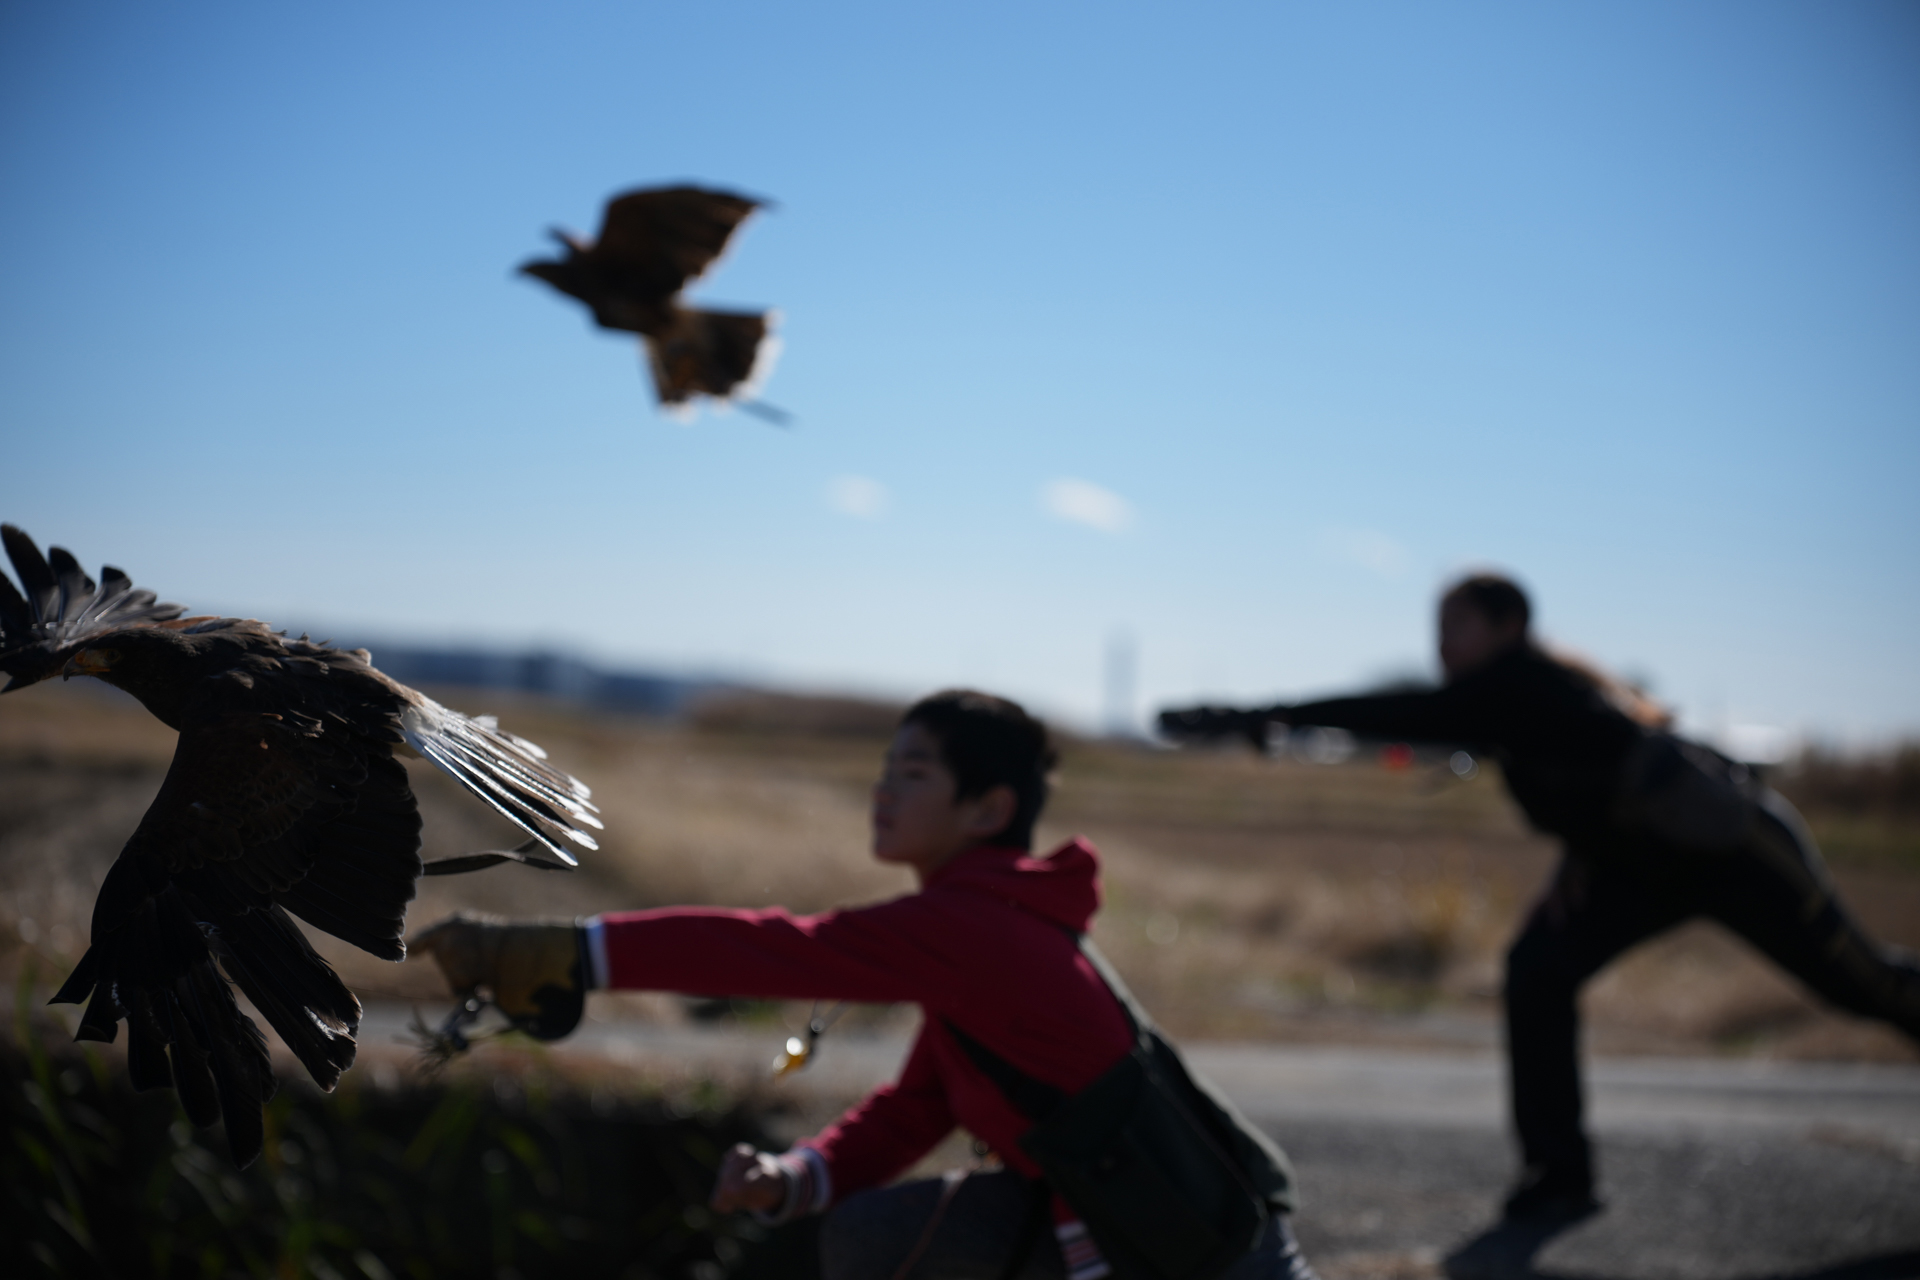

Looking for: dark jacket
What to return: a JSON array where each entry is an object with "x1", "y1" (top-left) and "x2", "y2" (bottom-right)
[{"x1": 1283, "y1": 645, "x2": 1646, "y2": 852}]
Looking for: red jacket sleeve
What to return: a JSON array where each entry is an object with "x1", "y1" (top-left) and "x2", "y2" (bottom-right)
[
  {"x1": 596, "y1": 902, "x2": 984, "y2": 1200},
  {"x1": 595, "y1": 897, "x2": 979, "y2": 1004},
  {"x1": 799, "y1": 1026, "x2": 955, "y2": 1199}
]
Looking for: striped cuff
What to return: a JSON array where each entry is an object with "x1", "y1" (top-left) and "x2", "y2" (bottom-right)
[
  {"x1": 1056, "y1": 1218, "x2": 1111, "y2": 1280},
  {"x1": 754, "y1": 1147, "x2": 833, "y2": 1225},
  {"x1": 582, "y1": 916, "x2": 610, "y2": 989}
]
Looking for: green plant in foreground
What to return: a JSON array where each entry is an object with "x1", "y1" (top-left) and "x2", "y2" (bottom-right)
[{"x1": 3, "y1": 969, "x2": 789, "y2": 1279}]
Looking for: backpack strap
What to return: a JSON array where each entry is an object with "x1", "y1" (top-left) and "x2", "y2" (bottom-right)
[
  {"x1": 944, "y1": 1019, "x2": 1068, "y2": 1120},
  {"x1": 1073, "y1": 934, "x2": 1155, "y2": 1048},
  {"x1": 941, "y1": 932, "x2": 1142, "y2": 1121}
]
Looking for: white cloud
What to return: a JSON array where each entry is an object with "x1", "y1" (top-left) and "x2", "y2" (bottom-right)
[
  {"x1": 827, "y1": 475, "x2": 888, "y2": 519},
  {"x1": 1321, "y1": 526, "x2": 1408, "y2": 576},
  {"x1": 1042, "y1": 478, "x2": 1133, "y2": 533}
]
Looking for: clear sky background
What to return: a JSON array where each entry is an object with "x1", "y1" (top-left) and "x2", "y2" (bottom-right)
[{"x1": 2, "y1": 1, "x2": 1916, "y2": 743}]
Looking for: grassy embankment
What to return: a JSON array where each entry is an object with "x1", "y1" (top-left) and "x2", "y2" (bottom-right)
[{"x1": 4, "y1": 680, "x2": 1916, "y2": 1063}]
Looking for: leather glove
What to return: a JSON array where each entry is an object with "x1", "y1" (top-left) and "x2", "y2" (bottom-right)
[
  {"x1": 410, "y1": 913, "x2": 590, "y2": 1040},
  {"x1": 1156, "y1": 704, "x2": 1281, "y2": 754}
]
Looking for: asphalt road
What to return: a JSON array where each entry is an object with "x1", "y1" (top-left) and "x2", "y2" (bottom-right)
[
  {"x1": 361, "y1": 1008, "x2": 1920, "y2": 1280},
  {"x1": 1181, "y1": 1044, "x2": 1920, "y2": 1279}
]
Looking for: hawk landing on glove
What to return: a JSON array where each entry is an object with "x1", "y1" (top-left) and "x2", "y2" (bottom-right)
[{"x1": 1, "y1": 525, "x2": 602, "y2": 1166}]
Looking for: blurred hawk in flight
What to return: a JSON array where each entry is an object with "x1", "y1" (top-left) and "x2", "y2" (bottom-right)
[
  {"x1": 520, "y1": 183, "x2": 783, "y2": 417},
  {"x1": 0, "y1": 525, "x2": 601, "y2": 1166}
]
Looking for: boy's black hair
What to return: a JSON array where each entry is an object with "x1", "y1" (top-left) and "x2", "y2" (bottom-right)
[{"x1": 901, "y1": 689, "x2": 1057, "y2": 850}]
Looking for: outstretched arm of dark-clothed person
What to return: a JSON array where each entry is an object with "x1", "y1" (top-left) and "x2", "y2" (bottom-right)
[
  {"x1": 1156, "y1": 704, "x2": 1288, "y2": 751},
  {"x1": 1281, "y1": 684, "x2": 1489, "y2": 746}
]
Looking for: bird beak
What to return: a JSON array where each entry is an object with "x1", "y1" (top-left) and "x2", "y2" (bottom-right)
[{"x1": 63, "y1": 650, "x2": 113, "y2": 679}]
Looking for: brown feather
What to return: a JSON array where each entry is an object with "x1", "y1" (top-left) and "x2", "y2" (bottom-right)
[{"x1": 10, "y1": 525, "x2": 599, "y2": 1165}]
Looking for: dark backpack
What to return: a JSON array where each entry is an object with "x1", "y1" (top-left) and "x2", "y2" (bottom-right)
[
  {"x1": 945, "y1": 936, "x2": 1294, "y2": 1280},
  {"x1": 1614, "y1": 731, "x2": 1766, "y2": 851}
]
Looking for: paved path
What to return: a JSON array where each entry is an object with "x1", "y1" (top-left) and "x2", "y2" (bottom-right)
[
  {"x1": 1188, "y1": 1043, "x2": 1920, "y2": 1147},
  {"x1": 360, "y1": 1008, "x2": 1920, "y2": 1279}
]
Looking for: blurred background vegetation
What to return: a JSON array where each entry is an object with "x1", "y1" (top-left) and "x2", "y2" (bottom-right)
[{"x1": 5, "y1": 679, "x2": 1917, "y2": 1063}]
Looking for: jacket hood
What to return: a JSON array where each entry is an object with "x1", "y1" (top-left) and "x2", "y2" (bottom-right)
[{"x1": 926, "y1": 837, "x2": 1102, "y2": 932}]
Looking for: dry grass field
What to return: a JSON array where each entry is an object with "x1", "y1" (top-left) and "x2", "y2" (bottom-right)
[{"x1": 3, "y1": 679, "x2": 1916, "y2": 1065}]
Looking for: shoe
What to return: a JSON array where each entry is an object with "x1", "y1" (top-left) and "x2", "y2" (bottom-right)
[{"x1": 1501, "y1": 1169, "x2": 1601, "y2": 1225}]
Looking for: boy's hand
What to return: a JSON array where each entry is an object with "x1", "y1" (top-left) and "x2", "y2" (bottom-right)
[
  {"x1": 408, "y1": 913, "x2": 589, "y2": 1041},
  {"x1": 710, "y1": 1143, "x2": 790, "y2": 1214}
]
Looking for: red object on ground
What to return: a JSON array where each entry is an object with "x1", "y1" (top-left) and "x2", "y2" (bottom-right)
[
  {"x1": 1380, "y1": 742, "x2": 1415, "y2": 770},
  {"x1": 595, "y1": 839, "x2": 1135, "y2": 1200}
]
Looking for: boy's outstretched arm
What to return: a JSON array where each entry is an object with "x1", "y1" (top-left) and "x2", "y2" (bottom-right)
[
  {"x1": 412, "y1": 895, "x2": 960, "y2": 1039},
  {"x1": 589, "y1": 901, "x2": 967, "y2": 1005}
]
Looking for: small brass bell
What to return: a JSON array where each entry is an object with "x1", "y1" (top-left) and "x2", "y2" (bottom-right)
[{"x1": 772, "y1": 1035, "x2": 811, "y2": 1077}]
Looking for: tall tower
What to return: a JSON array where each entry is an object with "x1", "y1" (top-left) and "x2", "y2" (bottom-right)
[{"x1": 1103, "y1": 628, "x2": 1137, "y2": 739}]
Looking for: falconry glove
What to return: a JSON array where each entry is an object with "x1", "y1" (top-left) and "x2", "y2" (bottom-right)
[{"x1": 411, "y1": 913, "x2": 591, "y2": 1040}]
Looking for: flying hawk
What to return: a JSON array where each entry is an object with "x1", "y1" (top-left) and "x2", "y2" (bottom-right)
[
  {"x1": 0, "y1": 525, "x2": 601, "y2": 1165},
  {"x1": 519, "y1": 183, "x2": 784, "y2": 417}
]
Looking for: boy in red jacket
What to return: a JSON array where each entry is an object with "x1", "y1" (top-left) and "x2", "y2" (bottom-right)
[{"x1": 415, "y1": 690, "x2": 1316, "y2": 1280}]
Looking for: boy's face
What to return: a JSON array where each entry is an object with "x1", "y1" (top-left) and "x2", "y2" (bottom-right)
[{"x1": 871, "y1": 722, "x2": 1015, "y2": 877}]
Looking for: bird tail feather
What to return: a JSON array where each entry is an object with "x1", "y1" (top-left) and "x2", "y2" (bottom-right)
[
  {"x1": 50, "y1": 884, "x2": 279, "y2": 1165},
  {"x1": 212, "y1": 905, "x2": 360, "y2": 1092},
  {"x1": 644, "y1": 306, "x2": 777, "y2": 408}
]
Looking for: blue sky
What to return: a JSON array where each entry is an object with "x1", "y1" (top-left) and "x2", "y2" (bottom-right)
[{"x1": 2, "y1": 1, "x2": 1916, "y2": 742}]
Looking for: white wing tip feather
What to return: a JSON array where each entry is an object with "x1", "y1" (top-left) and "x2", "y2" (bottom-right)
[{"x1": 403, "y1": 702, "x2": 600, "y2": 858}]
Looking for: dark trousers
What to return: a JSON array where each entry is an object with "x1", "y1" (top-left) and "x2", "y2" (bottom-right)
[
  {"x1": 819, "y1": 1167, "x2": 1315, "y2": 1280},
  {"x1": 1504, "y1": 792, "x2": 1920, "y2": 1188}
]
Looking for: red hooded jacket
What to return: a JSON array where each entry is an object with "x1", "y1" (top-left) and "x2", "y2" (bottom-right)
[{"x1": 595, "y1": 838, "x2": 1134, "y2": 1198}]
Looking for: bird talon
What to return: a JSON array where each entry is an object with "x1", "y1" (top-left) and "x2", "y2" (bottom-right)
[{"x1": 408, "y1": 996, "x2": 493, "y2": 1070}]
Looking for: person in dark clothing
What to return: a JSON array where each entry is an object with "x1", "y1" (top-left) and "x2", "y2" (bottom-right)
[{"x1": 1159, "y1": 574, "x2": 1920, "y2": 1223}]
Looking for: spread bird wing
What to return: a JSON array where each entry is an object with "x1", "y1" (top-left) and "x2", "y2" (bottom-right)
[
  {"x1": 591, "y1": 184, "x2": 763, "y2": 297},
  {"x1": 55, "y1": 668, "x2": 422, "y2": 1165},
  {"x1": 19, "y1": 530, "x2": 604, "y2": 1165},
  {"x1": 107, "y1": 702, "x2": 356, "y2": 888},
  {"x1": 645, "y1": 306, "x2": 780, "y2": 407},
  {"x1": 395, "y1": 693, "x2": 602, "y2": 866},
  {"x1": 0, "y1": 524, "x2": 184, "y2": 690}
]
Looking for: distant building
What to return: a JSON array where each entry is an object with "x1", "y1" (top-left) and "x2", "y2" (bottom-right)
[{"x1": 340, "y1": 640, "x2": 729, "y2": 718}]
